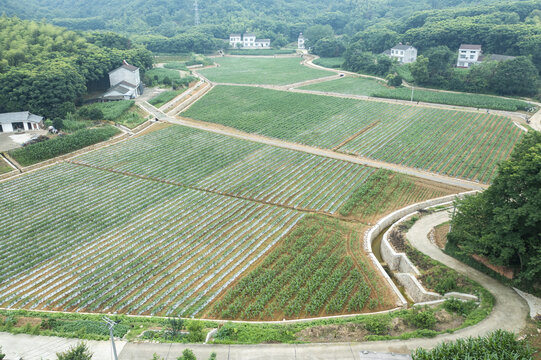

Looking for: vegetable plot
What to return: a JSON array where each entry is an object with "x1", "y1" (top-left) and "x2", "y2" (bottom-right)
[
  {"x1": 75, "y1": 126, "x2": 377, "y2": 213},
  {"x1": 209, "y1": 216, "x2": 394, "y2": 320},
  {"x1": 0, "y1": 163, "x2": 304, "y2": 317},
  {"x1": 182, "y1": 86, "x2": 523, "y2": 183}
]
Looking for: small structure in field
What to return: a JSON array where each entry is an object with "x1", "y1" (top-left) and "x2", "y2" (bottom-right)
[
  {"x1": 298, "y1": 33, "x2": 305, "y2": 49},
  {"x1": 102, "y1": 60, "x2": 143, "y2": 101},
  {"x1": 384, "y1": 44, "x2": 418, "y2": 64},
  {"x1": 0, "y1": 112, "x2": 43, "y2": 133},
  {"x1": 229, "y1": 34, "x2": 271, "y2": 49}
]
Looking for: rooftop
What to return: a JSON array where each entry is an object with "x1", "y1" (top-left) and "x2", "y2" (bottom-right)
[
  {"x1": 392, "y1": 44, "x2": 415, "y2": 50},
  {"x1": 460, "y1": 44, "x2": 482, "y2": 50},
  {"x1": 0, "y1": 112, "x2": 43, "y2": 125}
]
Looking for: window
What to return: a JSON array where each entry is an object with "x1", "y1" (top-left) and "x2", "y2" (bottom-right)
[
  {"x1": 0, "y1": 124, "x2": 3, "y2": 133},
  {"x1": 461, "y1": 50, "x2": 467, "y2": 53},
  {"x1": 470, "y1": 55, "x2": 475, "y2": 59},
  {"x1": 460, "y1": 55, "x2": 466, "y2": 59},
  {"x1": 27, "y1": 122, "x2": 32, "y2": 130}
]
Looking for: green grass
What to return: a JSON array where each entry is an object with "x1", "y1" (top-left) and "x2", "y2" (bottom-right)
[
  {"x1": 115, "y1": 109, "x2": 147, "y2": 129},
  {"x1": 198, "y1": 57, "x2": 333, "y2": 85},
  {"x1": 146, "y1": 68, "x2": 182, "y2": 83},
  {"x1": 183, "y1": 85, "x2": 523, "y2": 183},
  {"x1": 227, "y1": 49, "x2": 296, "y2": 56},
  {"x1": 8, "y1": 126, "x2": 120, "y2": 166},
  {"x1": 394, "y1": 64, "x2": 414, "y2": 83},
  {"x1": 301, "y1": 76, "x2": 387, "y2": 96},
  {"x1": 149, "y1": 89, "x2": 187, "y2": 108},
  {"x1": 163, "y1": 62, "x2": 190, "y2": 71},
  {"x1": 300, "y1": 77, "x2": 532, "y2": 111},
  {"x1": 313, "y1": 57, "x2": 344, "y2": 69},
  {"x1": 0, "y1": 158, "x2": 13, "y2": 174},
  {"x1": 85, "y1": 100, "x2": 135, "y2": 121}
]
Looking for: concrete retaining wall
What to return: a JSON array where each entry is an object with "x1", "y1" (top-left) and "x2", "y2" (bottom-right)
[{"x1": 363, "y1": 191, "x2": 479, "y2": 307}]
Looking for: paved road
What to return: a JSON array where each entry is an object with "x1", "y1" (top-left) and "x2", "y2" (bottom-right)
[
  {"x1": 406, "y1": 211, "x2": 529, "y2": 338},
  {"x1": 1, "y1": 210, "x2": 527, "y2": 359}
]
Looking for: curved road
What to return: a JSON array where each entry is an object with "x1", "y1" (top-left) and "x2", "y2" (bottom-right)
[{"x1": 1, "y1": 211, "x2": 528, "y2": 360}]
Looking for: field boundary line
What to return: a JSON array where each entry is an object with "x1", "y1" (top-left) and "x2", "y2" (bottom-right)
[
  {"x1": 332, "y1": 121, "x2": 380, "y2": 151},
  {"x1": 66, "y1": 159, "x2": 367, "y2": 224}
]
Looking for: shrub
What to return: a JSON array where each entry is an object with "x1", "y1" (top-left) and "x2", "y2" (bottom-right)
[
  {"x1": 177, "y1": 349, "x2": 196, "y2": 360},
  {"x1": 186, "y1": 321, "x2": 205, "y2": 343},
  {"x1": 53, "y1": 118, "x2": 64, "y2": 130},
  {"x1": 364, "y1": 317, "x2": 390, "y2": 335},
  {"x1": 386, "y1": 73, "x2": 403, "y2": 87},
  {"x1": 56, "y1": 342, "x2": 93, "y2": 360},
  {"x1": 406, "y1": 307, "x2": 436, "y2": 329},
  {"x1": 443, "y1": 298, "x2": 478, "y2": 316}
]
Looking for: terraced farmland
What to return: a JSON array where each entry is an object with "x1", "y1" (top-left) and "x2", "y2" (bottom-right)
[
  {"x1": 198, "y1": 57, "x2": 333, "y2": 85},
  {"x1": 182, "y1": 86, "x2": 523, "y2": 183},
  {"x1": 208, "y1": 216, "x2": 395, "y2": 320},
  {"x1": 0, "y1": 163, "x2": 304, "y2": 317}
]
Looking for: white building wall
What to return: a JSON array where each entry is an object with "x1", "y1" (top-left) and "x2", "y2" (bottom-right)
[{"x1": 0, "y1": 123, "x2": 13, "y2": 133}]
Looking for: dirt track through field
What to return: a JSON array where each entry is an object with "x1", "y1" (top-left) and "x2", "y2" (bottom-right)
[{"x1": 137, "y1": 98, "x2": 485, "y2": 191}]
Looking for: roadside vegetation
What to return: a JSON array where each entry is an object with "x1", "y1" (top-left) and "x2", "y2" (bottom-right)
[
  {"x1": 300, "y1": 76, "x2": 533, "y2": 111},
  {"x1": 8, "y1": 126, "x2": 120, "y2": 166},
  {"x1": 227, "y1": 49, "x2": 296, "y2": 56},
  {"x1": 0, "y1": 158, "x2": 13, "y2": 174},
  {"x1": 313, "y1": 57, "x2": 344, "y2": 69},
  {"x1": 149, "y1": 89, "x2": 188, "y2": 108},
  {"x1": 412, "y1": 330, "x2": 534, "y2": 360}
]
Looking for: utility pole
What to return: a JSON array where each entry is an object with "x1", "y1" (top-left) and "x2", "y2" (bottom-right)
[
  {"x1": 103, "y1": 316, "x2": 119, "y2": 360},
  {"x1": 194, "y1": 0, "x2": 200, "y2": 26}
]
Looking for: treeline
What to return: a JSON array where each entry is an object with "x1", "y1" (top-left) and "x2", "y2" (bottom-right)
[
  {"x1": 1, "y1": 0, "x2": 514, "y2": 48},
  {"x1": 0, "y1": 16, "x2": 153, "y2": 118}
]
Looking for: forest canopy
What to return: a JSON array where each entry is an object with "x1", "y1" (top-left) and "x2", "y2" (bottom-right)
[{"x1": 0, "y1": 16, "x2": 153, "y2": 118}]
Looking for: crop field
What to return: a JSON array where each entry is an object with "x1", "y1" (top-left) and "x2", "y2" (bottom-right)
[
  {"x1": 340, "y1": 170, "x2": 463, "y2": 224},
  {"x1": 74, "y1": 125, "x2": 378, "y2": 213},
  {"x1": 197, "y1": 57, "x2": 333, "y2": 85},
  {"x1": 0, "y1": 163, "x2": 305, "y2": 317},
  {"x1": 208, "y1": 216, "x2": 395, "y2": 320},
  {"x1": 149, "y1": 89, "x2": 187, "y2": 108},
  {"x1": 183, "y1": 86, "x2": 523, "y2": 183},
  {"x1": 145, "y1": 68, "x2": 182, "y2": 83},
  {"x1": 300, "y1": 77, "x2": 532, "y2": 111}
]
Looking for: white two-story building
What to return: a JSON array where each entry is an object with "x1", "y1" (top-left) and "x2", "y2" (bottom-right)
[
  {"x1": 229, "y1": 34, "x2": 271, "y2": 49},
  {"x1": 457, "y1": 44, "x2": 482, "y2": 68},
  {"x1": 102, "y1": 60, "x2": 143, "y2": 101},
  {"x1": 385, "y1": 44, "x2": 418, "y2": 64}
]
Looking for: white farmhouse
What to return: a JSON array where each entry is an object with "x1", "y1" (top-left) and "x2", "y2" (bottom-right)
[
  {"x1": 102, "y1": 60, "x2": 143, "y2": 101},
  {"x1": 385, "y1": 44, "x2": 418, "y2": 64},
  {"x1": 457, "y1": 44, "x2": 482, "y2": 68},
  {"x1": 0, "y1": 112, "x2": 43, "y2": 133},
  {"x1": 298, "y1": 33, "x2": 305, "y2": 50},
  {"x1": 229, "y1": 34, "x2": 271, "y2": 49}
]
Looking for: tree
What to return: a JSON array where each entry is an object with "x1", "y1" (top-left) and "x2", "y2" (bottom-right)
[
  {"x1": 447, "y1": 132, "x2": 541, "y2": 286},
  {"x1": 52, "y1": 118, "x2": 64, "y2": 130},
  {"x1": 312, "y1": 37, "x2": 346, "y2": 57},
  {"x1": 167, "y1": 317, "x2": 184, "y2": 340},
  {"x1": 386, "y1": 73, "x2": 403, "y2": 87},
  {"x1": 410, "y1": 55, "x2": 430, "y2": 84},
  {"x1": 490, "y1": 56, "x2": 540, "y2": 96},
  {"x1": 304, "y1": 25, "x2": 334, "y2": 49},
  {"x1": 56, "y1": 343, "x2": 93, "y2": 360}
]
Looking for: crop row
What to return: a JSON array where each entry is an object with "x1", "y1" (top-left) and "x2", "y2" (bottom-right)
[
  {"x1": 342, "y1": 111, "x2": 523, "y2": 183},
  {"x1": 75, "y1": 125, "x2": 377, "y2": 213},
  {"x1": 183, "y1": 86, "x2": 523, "y2": 183},
  {"x1": 210, "y1": 216, "x2": 388, "y2": 320},
  {"x1": 0, "y1": 163, "x2": 304, "y2": 316}
]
